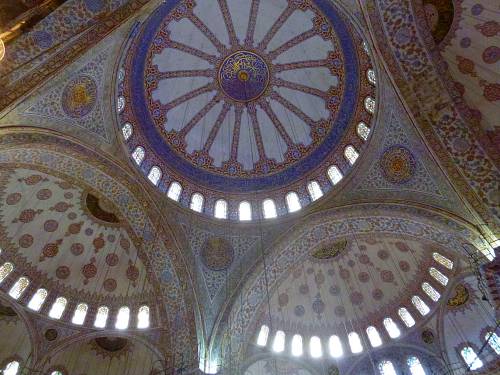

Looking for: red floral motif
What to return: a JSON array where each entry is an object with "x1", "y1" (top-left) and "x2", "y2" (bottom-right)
[
  {"x1": 453, "y1": 81, "x2": 465, "y2": 97},
  {"x1": 399, "y1": 260, "x2": 410, "y2": 272},
  {"x1": 456, "y1": 55, "x2": 477, "y2": 77},
  {"x1": 40, "y1": 239, "x2": 62, "y2": 261},
  {"x1": 482, "y1": 46, "x2": 500, "y2": 64},
  {"x1": 119, "y1": 237, "x2": 130, "y2": 253},
  {"x1": 70, "y1": 243, "x2": 84, "y2": 256},
  {"x1": 6, "y1": 192, "x2": 22, "y2": 205},
  {"x1": 350, "y1": 291, "x2": 364, "y2": 305},
  {"x1": 105, "y1": 253, "x2": 119, "y2": 267},
  {"x1": 64, "y1": 192, "x2": 73, "y2": 199},
  {"x1": 395, "y1": 241, "x2": 410, "y2": 252},
  {"x1": 358, "y1": 272, "x2": 370, "y2": 283},
  {"x1": 66, "y1": 221, "x2": 83, "y2": 236},
  {"x1": 18, "y1": 234, "x2": 34, "y2": 248},
  {"x1": 55, "y1": 181, "x2": 74, "y2": 190},
  {"x1": 103, "y1": 278, "x2": 117, "y2": 292},
  {"x1": 20, "y1": 174, "x2": 45, "y2": 185},
  {"x1": 51, "y1": 202, "x2": 72, "y2": 212},
  {"x1": 82, "y1": 257, "x2": 97, "y2": 284},
  {"x1": 381, "y1": 270, "x2": 395, "y2": 283},
  {"x1": 93, "y1": 233, "x2": 105, "y2": 253},
  {"x1": 358, "y1": 253, "x2": 370, "y2": 264},
  {"x1": 377, "y1": 249, "x2": 389, "y2": 260},
  {"x1": 43, "y1": 219, "x2": 59, "y2": 232},
  {"x1": 475, "y1": 21, "x2": 500, "y2": 38},
  {"x1": 36, "y1": 188, "x2": 52, "y2": 200},
  {"x1": 483, "y1": 83, "x2": 500, "y2": 102},
  {"x1": 56, "y1": 265, "x2": 70, "y2": 279},
  {"x1": 372, "y1": 288, "x2": 384, "y2": 301},
  {"x1": 126, "y1": 260, "x2": 139, "y2": 286},
  {"x1": 14, "y1": 209, "x2": 42, "y2": 224},
  {"x1": 339, "y1": 267, "x2": 350, "y2": 280}
]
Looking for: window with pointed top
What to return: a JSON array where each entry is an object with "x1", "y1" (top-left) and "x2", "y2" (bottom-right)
[
  {"x1": 328, "y1": 335, "x2": 343, "y2": 358},
  {"x1": 28, "y1": 288, "x2": 48, "y2": 311},
  {"x1": 147, "y1": 166, "x2": 162, "y2": 186},
  {"x1": 2, "y1": 361, "x2": 19, "y2": 375},
  {"x1": 429, "y1": 267, "x2": 448, "y2": 286},
  {"x1": 367, "y1": 69, "x2": 377, "y2": 85},
  {"x1": 364, "y1": 97, "x2": 376, "y2": 114},
  {"x1": 432, "y1": 252, "x2": 453, "y2": 269},
  {"x1": 94, "y1": 306, "x2": 109, "y2": 328},
  {"x1": 190, "y1": 193, "x2": 204, "y2": 213},
  {"x1": 8, "y1": 277, "x2": 29, "y2": 299},
  {"x1": 344, "y1": 145, "x2": 359, "y2": 165},
  {"x1": 307, "y1": 181, "x2": 323, "y2": 201},
  {"x1": 286, "y1": 192, "x2": 301, "y2": 213},
  {"x1": 383, "y1": 317, "x2": 401, "y2": 338},
  {"x1": 71, "y1": 303, "x2": 88, "y2": 325},
  {"x1": 262, "y1": 199, "x2": 277, "y2": 219},
  {"x1": 357, "y1": 122, "x2": 370, "y2": 141},
  {"x1": 49, "y1": 297, "x2": 67, "y2": 319},
  {"x1": 398, "y1": 307, "x2": 415, "y2": 328},
  {"x1": 291, "y1": 334, "x2": 303, "y2": 357},
  {"x1": 422, "y1": 282, "x2": 440, "y2": 302},
  {"x1": 122, "y1": 123, "x2": 133, "y2": 140},
  {"x1": 256, "y1": 325, "x2": 269, "y2": 346},
  {"x1": 310, "y1": 336, "x2": 323, "y2": 358},
  {"x1": 50, "y1": 371, "x2": 64, "y2": 375},
  {"x1": 348, "y1": 332, "x2": 363, "y2": 354},
  {"x1": 239, "y1": 201, "x2": 252, "y2": 221},
  {"x1": 327, "y1": 165, "x2": 343, "y2": 185},
  {"x1": 407, "y1": 356, "x2": 426, "y2": 375},
  {"x1": 137, "y1": 305, "x2": 150, "y2": 329},
  {"x1": 378, "y1": 360, "x2": 397, "y2": 375},
  {"x1": 115, "y1": 306, "x2": 130, "y2": 330},
  {"x1": 412, "y1": 296, "x2": 430, "y2": 316},
  {"x1": 460, "y1": 346, "x2": 483, "y2": 370},
  {"x1": 367, "y1": 326, "x2": 383, "y2": 347},
  {"x1": 485, "y1": 331, "x2": 500, "y2": 355},
  {"x1": 117, "y1": 96, "x2": 125, "y2": 113},
  {"x1": 272, "y1": 330, "x2": 285, "y2": 353},
  {"x1": 167, "y1": 182, "x2": 182, "y2": 201},
  {"x1": 0, "y1": 262, "x2": 14, "y2": 283},
  {"x1": 214, "y1": 199, "x2": 228, "y2": 219},
  {"x1": 132, "y1": 146, "x2": 145, "y2": 165}
]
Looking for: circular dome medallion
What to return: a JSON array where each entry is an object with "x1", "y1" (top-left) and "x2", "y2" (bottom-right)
[{"x1": 218, "y1": 51, "x2": 269, "y2": 102}]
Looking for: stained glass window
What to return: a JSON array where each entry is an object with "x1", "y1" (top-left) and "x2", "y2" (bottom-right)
[
  {"x1": 378, "y1": 360, "x2": 397, "y2": 375},
  {"x1": 190, "y1": 193, "x2": 204, "y2": 213},
  {"x1": 167, "y1": 182, "x2": 182, "y2": 201},
  {"x1": 412, "y1": 295, "x2": 430, "y2": 316},
  {"x1": 307, "y1": 181, "x2": 323, "y2": 201},
  {"x1": 432, "y1": 252, "x2": 453, "y2": 269},
  {"x1": 50, "y1": 371, "x2": 63, "y2": 375},
  {"x1": 291, "y1": 334, "x2": 303, "y2": 357},
  {"x1": 137, "y1": 305, "x2": 150, "y2": 329},
  {"x1": 147, "y1": 166, "x2": 162, "y2": 186},
  {"x1": 407, "y1": 356, "x2": 426, "y2": 375},
  {"x1": 262, "y1": 199, "x2": 277, "y2": 219},
  {"x1": 94, "y1": 306, "x2": 109, "y2": 328},
  {"x1": 367, "y1": 326, "x2": 383, "y2": 347},
  {"x1": 286, "y1": 192, "x2": 301, "y2": 213},
  {"x1": 485, "y1": 331, "x2": 500, "y2": 355},
  {"x1": 348, "y1": 332, "x2": 363, "y2": 354},
  {"x1": 117, "y1": 96, "x2": 125, "y2": 113},
  {"x1": 272, "y1": 330, "x2": 285, "y2": 353},
  {"x1": 71, "y1": 303, "x2": 88, "y2": 325},
  {"x1": 132, "y1": 146, "x2": 145, "y2": 165},
  {"x1": 422, "y1": 282, "x2": 440, "y2": 302},
  {"x1": 310, "y1": 336, "x2": 323, "y2": 358},
  {"x1": 8, "y1": 277, "x2": 29, "y2": 299},
  {"x1": 214, "y1": 199, "x2": 228, "y2": 219},
  {"x1": 118, "y1": 68, "x2": 125, "y2": 82},
  {"x1": 383, "y1": 317, "x2": 401, "y2": 338},
  {"x1": 364, "y1": 97, "x2": 376, "y2": 114},
  {"x1": 367, "y1": 69, "x2": 377, "y2": 85},
  {"x1": 0, "y1": 262, "x2": 14, "y2": 283},
  {"x1": 3, "y1": 361, "x2": 19, "y2": 375},
  {"x1": 429, "y1": 267, "x2": 448, "y2": 286},
  {"x1": 460, "y1": 346, "x2": 483, "y2": 370},
  {"x1": 357, "y1": 122, "x2": 370, "y2": 141},
  {"x1": 327, "y1": 165, "x2": 343, "y2": 185},
  {"x1": 28, "y1": 288, "x2": 48, "y2": 311},
  {"x1": 329, "y1": 335, "x2": 343, "y2": 358},
  {"x1": 256, "y1": 325, "x2": 269, "y2": 346},
  {"x1": 398, "y1": 307, "x2": 415, "y2": 328},
  {"x1": 122, "y1": 123, "x2": 133, "y2": 140},
  {"x1": 115, "y1": 306, "x2": 130, "y2": 330},
  {"x1": 239, "y1": 201, "x2": 252, "y2": 221},
  {"x1": 344, "y1": 145, "x2": 359, "y2": 165},
  {"x1": 49, "y1": 297, "x2": 67, "y2": 319}
]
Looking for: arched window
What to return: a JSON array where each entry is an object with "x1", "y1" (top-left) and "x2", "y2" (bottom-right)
[
  {"x1": 357, "y1": 122, "x2": 370, "y2": 141},
  {"x1": 429, "y1": 267, "x2": 448, "y2": 286},
  {"x1": 364, "y1": 97, "x2": 376, "y2": 114},
  {"x1": 132, "y1": 146, "x2": 145, "y2": 165},
  {"x1": 310, "y1": 336, "x2": 323, "y2": 358},
  {"x1": 8, "y1": 277, "x2": 29, "y2": 299},
  {"x1": 256, "y1": 325, "x2": 269, "y2": 346},
  {"x1": 115, "y1": 306, "x2": 130, "y2": 329},
  {"x1": 137, "y1": 305, "x2": 150, "y2": 329},
  {"x1": 398, "y1": 307, "x2": 415, "y2": 328},
  {"x1": 422, "y1": 282, "x2": 440, "y2": 302},
  {"x1": 383, "y1": 317, "x2": 401, "y2": 338},
  {"x1": 239, "y1": 201, "x2": 252, "y2": 221},
  {"x1": 167, "y1": 181, "x2": 182, "y2": 201},
  {"x1": 272, "y1": 330, "x2": 285, "y2": 353},
  {"x1": 2, "y1": 361, "x2": 19, "y2": 375},
  {"x1": 214, "y1": 199, "x2": 228, "y2": 219},
  {"x1": 117, "y1": 96, "x2": 125, "y2": 113},
  {"x1": 94, "y1": 306, "x2": 109, "y2": 328},
  {"x1": 328, "y1": 335, "x2": 343, "y2": 358},
  {"x1": 147, "y1": 166, "x2": 162, "y2": 186},
  {"x1": 48, "y1": 297, "x2": 67, "y2": 319},
  {"x1": 407, "y1": 356, "x2": 426, "y2": 375},
  {"x1": 307, "y1": 181, "x2": 323, "y2": 201},
  {"x1": 190, "y1": 193, "x2": 204, "y2": 213},
  {"x1": 0, "y1": 262, "x2": 14, "y2": 283},
  {"x1": 460, "y1": 346, "x2": 483, "y2": 370},
  {"x1": 348, "y1": 332, "x2": 363, "y2": 354},
  {"x1": 367, "y1": 326, "x2": 383, "y2": 347},
  {"x1": 367, "y1": 69, "x2": 377, "y2": 85},
  {"x1": 412, "y1": 295, "x2": 430, "y2": 316},
  {"x1": 432, "y1": 252, "x2": 453, "y2": 269},
  {"x1": 378, "y1": 360, "x2": 397, "y2": 375},
  {"x1": 262, "y1": 199, "x2": 277, "y2": 219},
  {"x1": 71, "y1": 303, "x2": 88, "y2": 325},
  {"x1": 485, "y1": 331, "x2": 500, "y2": 355},
  {"x1": 285, "y1": 192, "x2": 301, "y2": 213},
  {"x1": 291, "y1": 334, "x2": 303, "y2": 357},
  {"x1": 50, "y1": 371, "x2": 64, "y2": 375},
  {"x1": 28, "y1": 288, "x2": 48, "y2": 311},
  {"x1": 327, "y1": 165, "x2": 343, "y2": 185},
  {"x1": 122, "y1": 123, "x2": 133, "y2": 140},
  {"x1": 344, "y1": 145, "x2": 359, "y2": 165}
]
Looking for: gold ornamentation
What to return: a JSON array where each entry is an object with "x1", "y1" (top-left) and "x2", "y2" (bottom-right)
[
  {"x1": 0, "y1": 38, "x2": 5, "y2": 62},
  {"x1": 312, "y1": 239, "x2": 347, "y2": 260},
  {"x1": 447, "y1": 284, "x2": 469, "y2": 307}
]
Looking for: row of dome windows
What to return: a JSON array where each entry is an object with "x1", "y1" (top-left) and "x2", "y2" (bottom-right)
[{"x1": 0, "y1": 262, "x2": 149, "y2": 329}]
